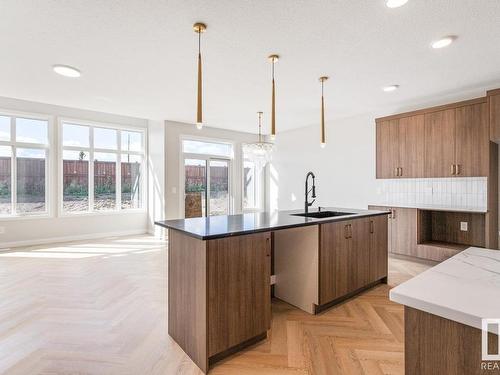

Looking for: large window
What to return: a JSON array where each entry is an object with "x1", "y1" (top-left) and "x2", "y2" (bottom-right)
[
  {"x1": 0, "y1": 114, "x2": 49, "y2": 217},
  {"x1": 61, "y1": 121, "x2": 144, "y2": 214}
]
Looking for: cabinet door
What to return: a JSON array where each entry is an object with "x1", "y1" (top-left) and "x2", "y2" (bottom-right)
[
  {"x1": 376, "y1": 120, "x2": 400, "y2": 178},
  {"x1": 368, "y1": 206, "x2": 393, "y2": 253},
  {"x1": 399, "y1": 115, "x2": 425, "y2": 178},
  {"x1": 369, "y1": 215, "x2": 389, "y2": 282},
  {"x1": 490, "y1": 93, "x2": 500, "y2": 142},
  {"x1": 207, "y1": 232, "x2": 271, "y2": 356},
  {"x1": 351, "y1": 218, "x2": 370, "y2": 291},
  {"x1": 424, "y1": 109, "x2": 456, "y2": 177},
  {"x1": 455, "y1": 103, "x2": 489, "y2": 177},
  {"x1": 319, "y1": 221, "x2": 351, "y2": 304},
  {"x1": 392, "y1": 208, "x2": 417, "y2": 256}
]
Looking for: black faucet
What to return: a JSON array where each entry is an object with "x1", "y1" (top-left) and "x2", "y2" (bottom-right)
[{"x1": 304, "y1": 171, "x2": 316, "y2": 215}]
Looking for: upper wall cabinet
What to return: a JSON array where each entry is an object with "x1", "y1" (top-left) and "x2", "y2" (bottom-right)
[
  {"x1": 376, "y1": 115, "x2": 424, "y2": 178},
  {"x1": 376, "y1": 99, "x2": 489, "y2": 179},
  {"x1": 489, "y1": 89, "x2": 500, "y2": 143}
]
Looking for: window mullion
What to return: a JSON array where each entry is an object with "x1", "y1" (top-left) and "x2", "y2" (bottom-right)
[
  {"x1": 10, "y1": 116, "x2": 16, "y2": 215},
  {"x1": 116, "y1": 131, "x2": 121, "y2": 210},
  {"x1": 89, "y1": 129, "x2": 95, "y2": 212}
]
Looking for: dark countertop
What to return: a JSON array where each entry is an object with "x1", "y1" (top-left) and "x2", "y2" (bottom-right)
[{"x1": 155, "y1": 207, "x2": 391, "y2": 240}]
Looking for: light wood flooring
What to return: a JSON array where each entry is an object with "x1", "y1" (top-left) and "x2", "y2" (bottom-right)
[{"x1": 0, "y1": 235, "x2": 434, "y2": 375}]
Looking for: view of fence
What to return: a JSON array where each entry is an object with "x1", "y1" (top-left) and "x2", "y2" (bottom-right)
[{"x1": 0, "y1": 157, "x2": 141, "y2": 212}]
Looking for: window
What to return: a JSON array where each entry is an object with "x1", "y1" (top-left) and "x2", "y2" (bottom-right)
[
  {"x1": 0, "y1": 113, "x2": 49, "y2": 217},
  {"x1": 61, "y1": 121, "x2": 145, "y2": 214},
  {"x1": 181, "y1": 138, "x2": 233, "y2": 218},
  {"x1": 182, "y1": 139, "x2": 233, "y2": 158}
]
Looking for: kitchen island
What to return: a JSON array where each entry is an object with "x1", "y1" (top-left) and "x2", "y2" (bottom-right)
[
  {"x1": 390, "y1": 247, "x2": 500, "y2": 374},
  {"x1": 155, "y1": 207, "x2": 389, "y2": 373}
]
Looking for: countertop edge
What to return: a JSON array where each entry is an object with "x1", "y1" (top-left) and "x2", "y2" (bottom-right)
[
  {"x1": 154, "y1": 210, "x2": 390, "y2": 240},
  {"x1": 389, "y1": 289, "x2": 494, "y2": 333}
]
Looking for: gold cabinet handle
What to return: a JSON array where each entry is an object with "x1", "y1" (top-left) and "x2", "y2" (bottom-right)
[
  {"x1": 399, "y1": 167, "x2": 403, "y2": 177},
  {"x1": 456, "y1": 164, "x2": 460, "y2": 175},
  {"x1": 392, "y1": 209, "x2": 396, "y2": 219},
  {"x1": 394, "y1": 167, "x2": 398, "y2": 177},
  {"x1": 349, "y1": 224, "x2": 353, "y2": 239},
  {"x1": 370, "y1": 220, "x2": 374, "y2": 234},
  {"x1": 451, "y1": 164, "x2": 455, "y2": 175},
  {"x1": 344, "y1": 224, "x2": 349, "y2": 239}
]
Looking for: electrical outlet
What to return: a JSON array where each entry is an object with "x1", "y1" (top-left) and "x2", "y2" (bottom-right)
[
  {"x1": 0, "y1": 227, "x2": 5, "y2": 234},
  {"x1": 270, "y1": 275, "x2": 276, "y2": 285},
  {"x1": 460, "y1": 222, "x2": 468, "y2": 232}
]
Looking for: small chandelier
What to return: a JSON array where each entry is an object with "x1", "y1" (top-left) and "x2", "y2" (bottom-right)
[
  {"x1": 319, "y1": 76, "x2": 329, "y2": 148},
  {"x1": 242, "y1": 112, "x2": 274, "y2": 167},
  {"x1": 193, "y1": 22, "x2": 206, "y2": 130}
]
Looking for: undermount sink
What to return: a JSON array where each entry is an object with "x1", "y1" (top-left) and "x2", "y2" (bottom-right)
[{"x1": 291, "y1": 211, "x2": 355, "y2": 219}]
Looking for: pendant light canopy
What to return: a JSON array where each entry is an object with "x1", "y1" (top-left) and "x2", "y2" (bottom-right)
[
  {"x1": 242, "y1": 111, "x2": 274, "y2": 168},
  {"x1": 268, "y1": 54, "x2": 279, "y2": 140},
  {"x1": 194, "y1": 22, "x2": 206, "y2": 130},
  {"x1": 319, "y1": 76, "x2": 329, "y2": 148}
]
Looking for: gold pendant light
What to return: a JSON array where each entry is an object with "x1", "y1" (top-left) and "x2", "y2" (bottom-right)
[
  {"x1": 193, "y1": 22, "x2": 206, "y2": 130},
  {"x1": 268, "y1": 54, "x2": 279, "y2": 140},
  {"x1": 319, "y1": 76, "x2": 329, "y2": 148}
]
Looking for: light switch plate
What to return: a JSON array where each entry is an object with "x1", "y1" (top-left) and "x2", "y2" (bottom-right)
[{"x1": 460, "y1": 222, "x2": 468, "y2": 231}]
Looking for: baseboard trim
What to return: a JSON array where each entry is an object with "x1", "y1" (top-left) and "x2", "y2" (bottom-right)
[{"x1": 0, "y1": 229, "x2": 148, "y2": 250}]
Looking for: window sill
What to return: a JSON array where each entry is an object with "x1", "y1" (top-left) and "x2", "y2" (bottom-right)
[{"x1": 0, "y1": 213, "x2": 53, "y2": 222}]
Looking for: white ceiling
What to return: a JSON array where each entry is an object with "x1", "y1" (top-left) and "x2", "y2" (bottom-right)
[{"x1": 1, "y1": 0, "x2": 500, "y2": 134}]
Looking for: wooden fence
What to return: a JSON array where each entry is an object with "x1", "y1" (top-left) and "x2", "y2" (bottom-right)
[
  {"x1": 184, "y1": 165, "x2": 228, "y2": 192},
  {"x1": 0, "y1": 157, "x2": 140, "y2": 195}
]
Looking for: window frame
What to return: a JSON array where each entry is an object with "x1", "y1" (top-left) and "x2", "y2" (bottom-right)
[
  {"x1": 58, "y1": 118, "x2": 146, "y2": 217},
  {"x1": 0, "y1": 109, "x2": 52, "y2": 219},
  {"x1": 179, "y1": 135, "x2": 234, "y2": 218}
]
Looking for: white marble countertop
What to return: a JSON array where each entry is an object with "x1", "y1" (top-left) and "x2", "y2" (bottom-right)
[{"x1": 390, "y1": 247, "x2": 500, "y2": 334}]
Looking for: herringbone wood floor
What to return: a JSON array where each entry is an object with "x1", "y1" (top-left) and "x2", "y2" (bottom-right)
[{"x1": 0, "y1": 235, "x2": 434, "y2": 375}]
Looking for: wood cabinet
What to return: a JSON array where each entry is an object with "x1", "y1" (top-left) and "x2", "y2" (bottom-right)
[
  {"x1": 376, "y1": 98, "x2": 489, "y2": 179},
  {"x1": 168, "y1": 229, "x2": 272, "y2": 373},
  {"x1": 424, "y1": 109, "x2": 456, "y2": 177},
  {"x1": 376, "y1": 116, "x2": 424, "y2": 178},
  {"x1": 319, "y1": 216, "x2": 388, "y2": 305},
  {"x1": 488, "y1": 89, "x2": 500, "y2": 142},
  {"x1": 369, "y1": 215, "x2": 389, "y2": 282},
  {"x1": 369, "y1": 206, "x2": 417, "y2": 257},
  {"x1": 455, "y1": 103, "x2": 489, "y2": 177},
  {"x1": 207, "y1": 232, "x2": 271, "y2": 357}
]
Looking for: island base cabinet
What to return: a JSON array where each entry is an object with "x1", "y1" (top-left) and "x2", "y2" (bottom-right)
[
  {"x1": 405, "y1": 307, "x2": 499, "y2": 375},
  {"x1": 168, "y1": 229, "x2": 271, "y2": 374},
  {"x1": 207, "y1": 232, "x2": 271, "y2": 358},
  {"x1": 319, "y1": 216, "x2": 388, "y2": 307}
]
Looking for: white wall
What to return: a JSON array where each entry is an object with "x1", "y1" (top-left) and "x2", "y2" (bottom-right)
[
  {"x1": 165, "y1": 121, "x2": 259, "y2": 219},
  {"x1": 268, "y1": 113, "x2": 378, "y2": 212},
  {"x1": 0, "y1": 97, "x2": 150, "y2": 248},
  {"x1": 147, "y1": 120, "x2": 165, "y2": 235}
]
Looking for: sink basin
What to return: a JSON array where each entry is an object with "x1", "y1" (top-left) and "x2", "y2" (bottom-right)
[{"x1": 291, "y1": 211, "x2": 355, "y2": 219}]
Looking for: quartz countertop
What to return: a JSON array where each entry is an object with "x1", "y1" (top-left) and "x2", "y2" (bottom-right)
[
  {"x1": 390, "y1": 247, "x2": 500, "y2": 334},
  {"x1": 155, "y1": 207, "x2": 390, "y2": 240}
]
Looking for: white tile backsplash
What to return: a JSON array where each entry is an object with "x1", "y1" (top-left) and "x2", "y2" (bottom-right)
[{"x1": 374, "y1": 177, "x2": 487, "y2": 211}]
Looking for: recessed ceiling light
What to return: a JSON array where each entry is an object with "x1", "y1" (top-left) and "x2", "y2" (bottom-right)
[
  {"x1": 386, "y1": 0, "x2": 408, "y2": 8},
  {"x1": 383, "y1": 85, "x2": 399, "y2": 92},
  {"x1": 52, "y1": 64, "x2": 81, "y2": 78},
  {"x1": 431, "y1": 36, "x2": 455, "y2": 49}
]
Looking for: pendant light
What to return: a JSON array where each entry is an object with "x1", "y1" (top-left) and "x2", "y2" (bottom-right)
[
  {"x1": 319, "y1": 76, "x2": 329, "y2": 148},
  {"x1": 268, "y1": 54, "x2": 279, "y2": 140},
  {"x1": 193, "y1": 22, "x2": 206, "y2": 130},
  {"x1": 242, "y1": 111, "x2": 274, "y2": 168}
]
